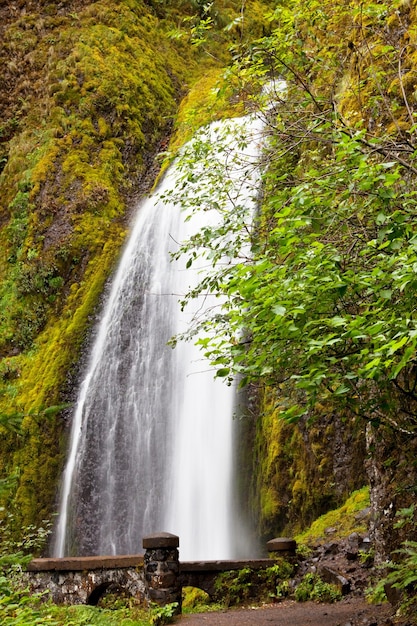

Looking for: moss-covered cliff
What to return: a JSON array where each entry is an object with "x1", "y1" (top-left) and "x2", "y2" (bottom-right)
[
  {"x1": 247, "y1": 389, "x2": 366, "y2": 541},
  {"x1": 0, "y1": 0, "x2": 186, "y2": 532},
  {"x1": 0, "y1": 0, "x2": 274, "y2": 534},
  {"x1": 246, "y1": 0, "x2": 417, "y2": 556}
]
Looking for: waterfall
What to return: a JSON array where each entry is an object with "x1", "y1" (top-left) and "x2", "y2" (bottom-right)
[{"x1": 53, "y1": 111, "x2": 266, "y2": 561}]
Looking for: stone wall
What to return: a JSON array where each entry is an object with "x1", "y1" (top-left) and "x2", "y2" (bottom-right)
[
  {"x1": 27, "y1": 566, "x2": 145, "y2": 605},
  {"x1": 26, "y1": 555, "x2": 145, "y2": 605},
  {"x1": 26, "y1": 533, "x2": 292, "y2": 608}
]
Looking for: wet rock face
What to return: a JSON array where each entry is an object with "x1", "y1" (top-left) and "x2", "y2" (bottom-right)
[{"x1": 245, "y1": 395, "x2": 368, "y2": 541}]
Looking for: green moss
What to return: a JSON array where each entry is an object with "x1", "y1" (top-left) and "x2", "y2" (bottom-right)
[
  {"x1": 295, "y1": 487, "x2": 370, "y2": 545},
  {"x1": 260, "y1": 485, "x2": 280, "y2": 519},
  {"x1": 251, "y1": 388, "x2": 304, "y2": 536},
  {"x1": 168, "y1": 68, "x2": 247, "y2": 153},
  {"x1": 182, "y1": 587, "x2": 212, "y2": 612}
]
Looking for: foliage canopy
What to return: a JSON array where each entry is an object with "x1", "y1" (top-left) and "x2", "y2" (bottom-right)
[{"x1": 166, "y1": 0, "x2": 417, "y2": 436}]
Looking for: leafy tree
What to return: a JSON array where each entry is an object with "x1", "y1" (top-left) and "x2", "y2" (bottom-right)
[{"x1": 164, "y1": 0, "x2": 417, "y2": 436}]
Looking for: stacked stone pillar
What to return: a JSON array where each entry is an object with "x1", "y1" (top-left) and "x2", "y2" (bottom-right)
[{"x1": 142, "y1": 532, "x2": 181, "y2": 613}]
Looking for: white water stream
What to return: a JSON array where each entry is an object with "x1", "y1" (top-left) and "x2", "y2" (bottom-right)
[{"x1": 53, "y1": 112, "x2": 266, "y2": 560}]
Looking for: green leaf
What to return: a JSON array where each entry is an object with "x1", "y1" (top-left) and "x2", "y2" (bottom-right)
[
  {"x1": 272, "y1": 304, "x2": 286, "y2": 316},
  {"x1": 387, "y1": 336, "x2": 408, "y2": 356}
]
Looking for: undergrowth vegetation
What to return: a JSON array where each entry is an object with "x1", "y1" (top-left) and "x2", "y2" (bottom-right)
[
  {"x1": 294, "y1": 573, "x2": 342, "y2": 603},
  {"x1": 0, "y1": 508, "x2": 169, "y2": 625},
  {"x1": 214, "y1": 560, "x2": 294, "y2": 606}
]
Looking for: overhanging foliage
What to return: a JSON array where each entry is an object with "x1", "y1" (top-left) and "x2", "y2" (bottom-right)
[{"x1": 165, "y1": 0, "x2": 417, "y2": 435}]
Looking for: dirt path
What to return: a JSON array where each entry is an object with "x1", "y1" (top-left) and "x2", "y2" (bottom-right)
[{"x1": 177, "y1": 599, "x2": 393, "y2": 625}]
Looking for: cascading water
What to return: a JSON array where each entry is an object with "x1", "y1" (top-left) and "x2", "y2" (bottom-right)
[{"x1": 53, "y1": 110, "x2": 266, "y2": 561}]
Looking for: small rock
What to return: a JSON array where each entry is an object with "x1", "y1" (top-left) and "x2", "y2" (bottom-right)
[
  {"x1": 318, "y1": 565, "x2": 351, "y2": 595},
  {"x1": 348, "y1": 532, "x2": 361, "y2": 543},
  {"x1": 354, "y1": 507, "x2": 371, "y2": 520},
  {"x1": 324, "y1": 541, "x2": 340, "y2": 554},
  {"x1": 358, "y1": 537, "x2": 371, "y2": 552},
  {"x1": 384, "y1": 582, "x2": 401, "y2": 607}
]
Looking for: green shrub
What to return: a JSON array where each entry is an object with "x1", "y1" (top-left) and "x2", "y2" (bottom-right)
[
  {"x1": 0, "y1": 517, "x2": 57, "y2": 625},
  {"x1": 149, "y1": 602, "x2": 178, "y2": 625},
  {"x1": 294, "y1": 573, "x2": 342, "y2": 603},
  {"x1": 379, "y1": 541, "x2": 417, "y2": 619},
  {"x1": 214, "y1": 561, "x2": 294, "y2": 606}
]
